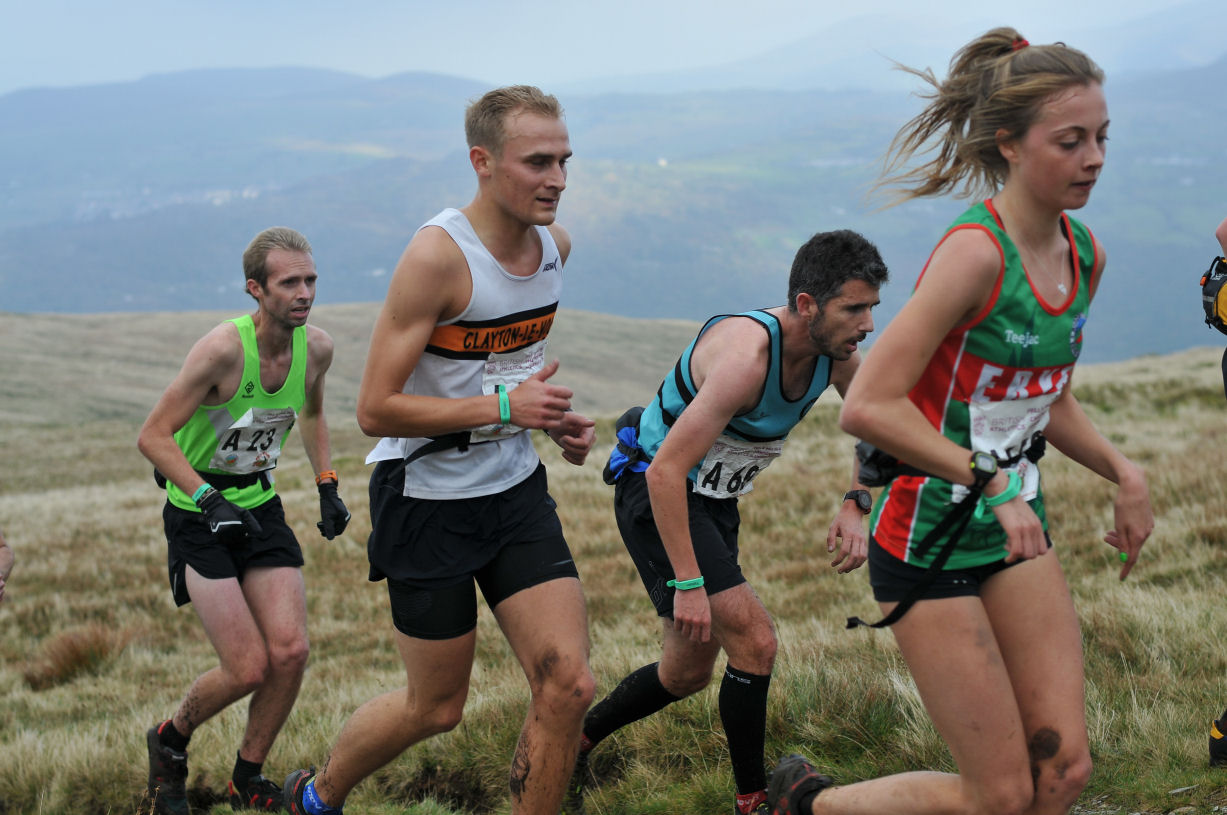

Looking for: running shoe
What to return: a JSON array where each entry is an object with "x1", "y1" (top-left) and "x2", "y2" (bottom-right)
[
  {"x1": 560, "y1": 749, "x2": 590, "y2": 815},
  {"x1": 228, "y1": 774, "x2": 282, "y2": 811},
  {"x1": 733, "y1": 788, "x2": 769, "y2": 814},
  {"x1": 767, "y1": 754, "x2": 832, "y2": 815},
  {"x1": 145, "y1": 723, "x2": 190, "y2": 815},
  {"x1": 1211, "y1": 718, "x2": 1227, "y2": 767},
  {"x1": 284, "y1": 767, "x2": 331, "y2": 815}
]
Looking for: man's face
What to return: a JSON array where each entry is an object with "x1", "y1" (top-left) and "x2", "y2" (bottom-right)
[
  {"x1": 484, "y1": 110, "x2": 571, "y2": 226},
  {"x1": 251, "y1": 248, "x2": 316, "y2": 327},
  {"x1": 806, "y1": 279, "x2": 879, "y2": 361}
]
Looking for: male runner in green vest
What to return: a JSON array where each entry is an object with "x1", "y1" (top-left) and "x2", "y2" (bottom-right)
[{"x1": 137, "y1": 226, "x2": 350, "y2": 813}]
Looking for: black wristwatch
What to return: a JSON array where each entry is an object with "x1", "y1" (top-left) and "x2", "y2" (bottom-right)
[
  {"x1": 968, "y1": 451, "x2": 998, "y2": 491},
  {"x1": 843, "y1": 489, "x2": 873, "y2": 515}
]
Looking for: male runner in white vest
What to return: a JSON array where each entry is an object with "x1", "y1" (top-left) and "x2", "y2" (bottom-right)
[
  {"x1": 284, "y1": 85, "x2": 596, "y2": 815},
  {"x1": 138, "y1": 226, "x2": 349, "y2": 813}
]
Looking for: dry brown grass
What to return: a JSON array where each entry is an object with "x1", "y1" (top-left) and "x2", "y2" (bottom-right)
[{"x1": 3, "y1": 305, "x2": 1227, "y2": 813}]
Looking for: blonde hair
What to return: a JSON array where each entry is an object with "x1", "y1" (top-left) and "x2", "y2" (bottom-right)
[
  {"x1": 878, "y1": 27, "x2": 1104, "y2": 203},
  {"x1": 464, "y1": 85, "x2": 563, "y2": 156}
]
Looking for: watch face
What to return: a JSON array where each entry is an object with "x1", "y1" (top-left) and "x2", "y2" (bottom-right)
[
  {"x1": 854, "y1": 491, "x2": 872, "y2": 513},
  {"x1": 971, "y1": 451, "x2": 997, "y2": 476}
]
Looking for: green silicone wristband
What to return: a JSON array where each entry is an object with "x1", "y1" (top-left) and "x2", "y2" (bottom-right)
[
  {"x1": 496, "y1": 384, "x2": 511, "y2": 426},
  {"x1": 983, "y1": 470, "x2": 1022, "y2": 507},
  {"x1": 667, "y1": 576, "x2": 705, "y2": 591},
  {"x1": 191, "y1": 484, "x2": 213, "y2": 505}
]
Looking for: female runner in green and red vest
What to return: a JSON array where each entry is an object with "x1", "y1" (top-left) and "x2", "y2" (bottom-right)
[{"x1": 768, "y1": 27, "x2": 1154, "y2": 815}]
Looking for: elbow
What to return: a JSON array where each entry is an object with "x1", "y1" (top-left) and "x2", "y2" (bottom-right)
[
  {"x1": 355, "y1": 403, "x2": 383, "y2": 437},
  {"x1": 838, "y1": 399, "x2": 870, "y2": 439},
  {"x1": 1217, "y1": 221, "x2": 1227, "y2": 255}
]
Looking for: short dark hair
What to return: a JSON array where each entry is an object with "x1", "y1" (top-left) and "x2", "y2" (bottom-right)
[{"x1": 787, "y1": 230, "x2": 889, "y2": 311}]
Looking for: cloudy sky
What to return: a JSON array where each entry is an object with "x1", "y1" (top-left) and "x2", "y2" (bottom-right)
[{"x1": 0, "y1": 0, "x2": 1206, "y2": 96}]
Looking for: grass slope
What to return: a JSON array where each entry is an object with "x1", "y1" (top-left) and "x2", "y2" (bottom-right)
[{"x1": 2, "y1": 307, "x2": 1226, "y2": 814}]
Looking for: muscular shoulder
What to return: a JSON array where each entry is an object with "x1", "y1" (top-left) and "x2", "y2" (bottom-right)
[
  {"x1": 191, "y1": 320, "x2": 245, "y2": 370},
  {"x1": 388, "y1": 224, "x2": 471, "y2": 322},
  {"x1": 691, "y1": 315, "x2": 770, "y2": 402},
  {"x1": 546, "y1": 223, "x2": 572, "y2": 264},
  {"x1": 915, "y1": 226, "x2": 1004, "y2": 324},
  {"x1": 304, "y1": 324, "x2": 335, "y2": 371}
]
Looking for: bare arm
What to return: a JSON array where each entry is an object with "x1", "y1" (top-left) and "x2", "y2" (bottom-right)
[
  {"x1": 136, "y1": 323, "x2": 243, "y2": 497},
  {"x1": 1216, "y1": 216, "x2": 1227, "y2": 256},
  {"x1": 0, "y1": 528, "x2": 13, "y2": 604},
  {"x1": 825, "y1": 354, "x2": 871, "y2": 572},
  {"x1": 645, "y1": 318, "x2": 769, "y2": 642},
  {"x1": 296, "y1": 325, "x2": 337, "y2": 475},
  {"x1": 1045, "y1": 241, "x2": 1153, "y2": 578}
]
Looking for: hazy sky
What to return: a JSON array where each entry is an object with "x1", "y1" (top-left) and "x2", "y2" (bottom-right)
[{"x1": 0, "y1": 0, "x2": 1198, "y2": 96}]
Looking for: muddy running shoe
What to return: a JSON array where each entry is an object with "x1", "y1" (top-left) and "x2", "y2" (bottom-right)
[
  {"x1": 228, "y1": 774, "x2": 282, "y2": 810},
  {"x1": 767, "y1": 754, "x2": 832, "y2": 815},
  {"x1": 284, "y1": 768, "x2": 343, "y2": 815},
  {"x1": 560, "y1": 749, "x2": 590, "y2": 815},
  {"x1": 1211, "y1": 718, "x2": 1227, "y2": 767},
  {"x1": 733, "y1": 789, "x2": 769, "y2": 814},
  {"x1": 145, "y1": 723, "x2": 190, "y2": 815}
]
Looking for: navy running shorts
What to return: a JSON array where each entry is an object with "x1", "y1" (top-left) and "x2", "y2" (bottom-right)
[
  {"x1": 613, "y1": 468, "x2": 746, "y2": 618},
  {"x1": 162, "y1": 495, "x2": 303, "y2": 607},
  {"x1": 367, "y1": 460, "x2": 579, "y2": 639},
  {"x1": 867, "y1": 534, "x2": 1051, "y2": 603}
]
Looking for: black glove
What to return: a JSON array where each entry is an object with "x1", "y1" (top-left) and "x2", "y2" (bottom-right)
[
  {"x1": 196, "y1": 486, "x2": 263, "y2": 546},
  {"x1": 317, "y1": 481, "x2": 350, "y2": 540}
]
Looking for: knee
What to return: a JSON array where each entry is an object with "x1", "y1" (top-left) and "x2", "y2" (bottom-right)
[
  {"x1": 530, "y1": 656, "x2": 596, "y2": 721},
  {"x1": 725, "y1": 623, "x2": 778, "y2": 676},
  {"x1": 228, "y1": 653, "x2": 270, "y2": 694},
  {"x1": 267, "y1": 634, "x2": 310, "y2": 676},
  {"x1": 972, "y1": 775, "x2": 1035, "y2": 815},
  {"x1": 1035, "y1": 748, "x2": 1092, "y2": 807},
  {"x1": 409, "y1": 690, "x2": 467, "y2": 736},
  {"x1": 660, "y1": 667, "x2": 712, "y2": 698}
]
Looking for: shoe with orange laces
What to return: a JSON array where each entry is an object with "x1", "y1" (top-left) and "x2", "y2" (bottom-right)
[{"x1": 228, "y1": 774, "x2": 282, "y2": 810}]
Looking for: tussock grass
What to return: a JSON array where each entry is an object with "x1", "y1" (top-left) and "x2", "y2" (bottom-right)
[{"x1": 4, "y1": 307, "x2": 1227, "y2": 813}]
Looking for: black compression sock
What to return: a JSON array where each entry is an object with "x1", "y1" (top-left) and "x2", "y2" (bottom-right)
[
  {"x1": 798, "y1": 790, "x2": 821, "y2": 813},
  {"x1": 583, "y1": 662, "x2": 682, "y2": 746},
  {"x1": 719, "y1": 664, "x2": 772, "y2": 794},
  {"x1": 232, "y1": 751, "x2": 263, "y2": 790}
]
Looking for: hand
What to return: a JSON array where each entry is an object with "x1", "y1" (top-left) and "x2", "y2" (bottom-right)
[
  {"x1": 317, "y1": 481, "x2": 351, "y2": 540},
  {"x1": 549, "y1": 411, "x2": 596, "y2": 466},
  {"x1": 197, "y1": 487, "x2": 264, "y2": 546},
  {"x1": 826, "y1": 505, "x2": 868, "y2": 573},
  {"x1": 671, "y1": 587, "x2": 712, "y2": 643},
  {"x1": 507, "y1": 359, "x2": 573, "y2": 430},
  {"x1": 1106, "y1": 465, "x2": 1153, "y2": 580}
]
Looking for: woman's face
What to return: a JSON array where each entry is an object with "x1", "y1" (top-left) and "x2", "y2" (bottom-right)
[{"x1": 999, "y1": 82, "x2": 1109, "y2": 212}]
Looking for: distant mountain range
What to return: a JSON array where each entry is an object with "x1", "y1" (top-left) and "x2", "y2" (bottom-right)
[{"x1": 2, "y1": 6, "x2": 1225, "y2": 364}]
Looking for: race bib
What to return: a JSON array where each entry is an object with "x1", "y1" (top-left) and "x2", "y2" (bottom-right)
[
  {"x1": 208, "y1": 407, "x2": 296, "y2": 473},
  {"x1": 470, "y1": 339, "x2": 547, "y2": 443},
  {"x1": 692, "y1": 435, "x2": 785, "y2": 498}
]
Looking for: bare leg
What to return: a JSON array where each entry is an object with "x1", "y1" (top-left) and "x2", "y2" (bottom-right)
[
  {"x1": 312, "y1": 630, "x2": 477, "y2": 807},
  {"x1": 493, "y1": 577, "x2": 596, "y2": 815},
  {"x1": 801, "y1": 555, "x2": 1089, "y2": 815},
  {"x1": 172, "y1": 567, "x2": 276, "y2": 738},
  {"x1": 236, "y1": 565, "x2": 310, "y2": 763}
]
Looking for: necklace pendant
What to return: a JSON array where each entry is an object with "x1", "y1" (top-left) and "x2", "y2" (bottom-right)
[{"x1": 1058, "y1": 283, "x2": 1068, "y2": 295}]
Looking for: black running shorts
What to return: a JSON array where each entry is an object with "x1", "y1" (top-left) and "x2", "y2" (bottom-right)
[
  {"x1": 162, "y1": 496, "x2": 303, "y2": 607},
  {"x1": 613, "y1": 468, "x2": 745, "y2": 618},
  {"x1": 368, "y1": 460, "x2": 578, "y2": 639},
  {"x1": 867, "y1": 534, "x2": 1051, "y2": 602}
]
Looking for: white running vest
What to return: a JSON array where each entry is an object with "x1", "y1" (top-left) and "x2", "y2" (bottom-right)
[{"x1": 365, "y1": 208, "x2": 564, "y2": 499}]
